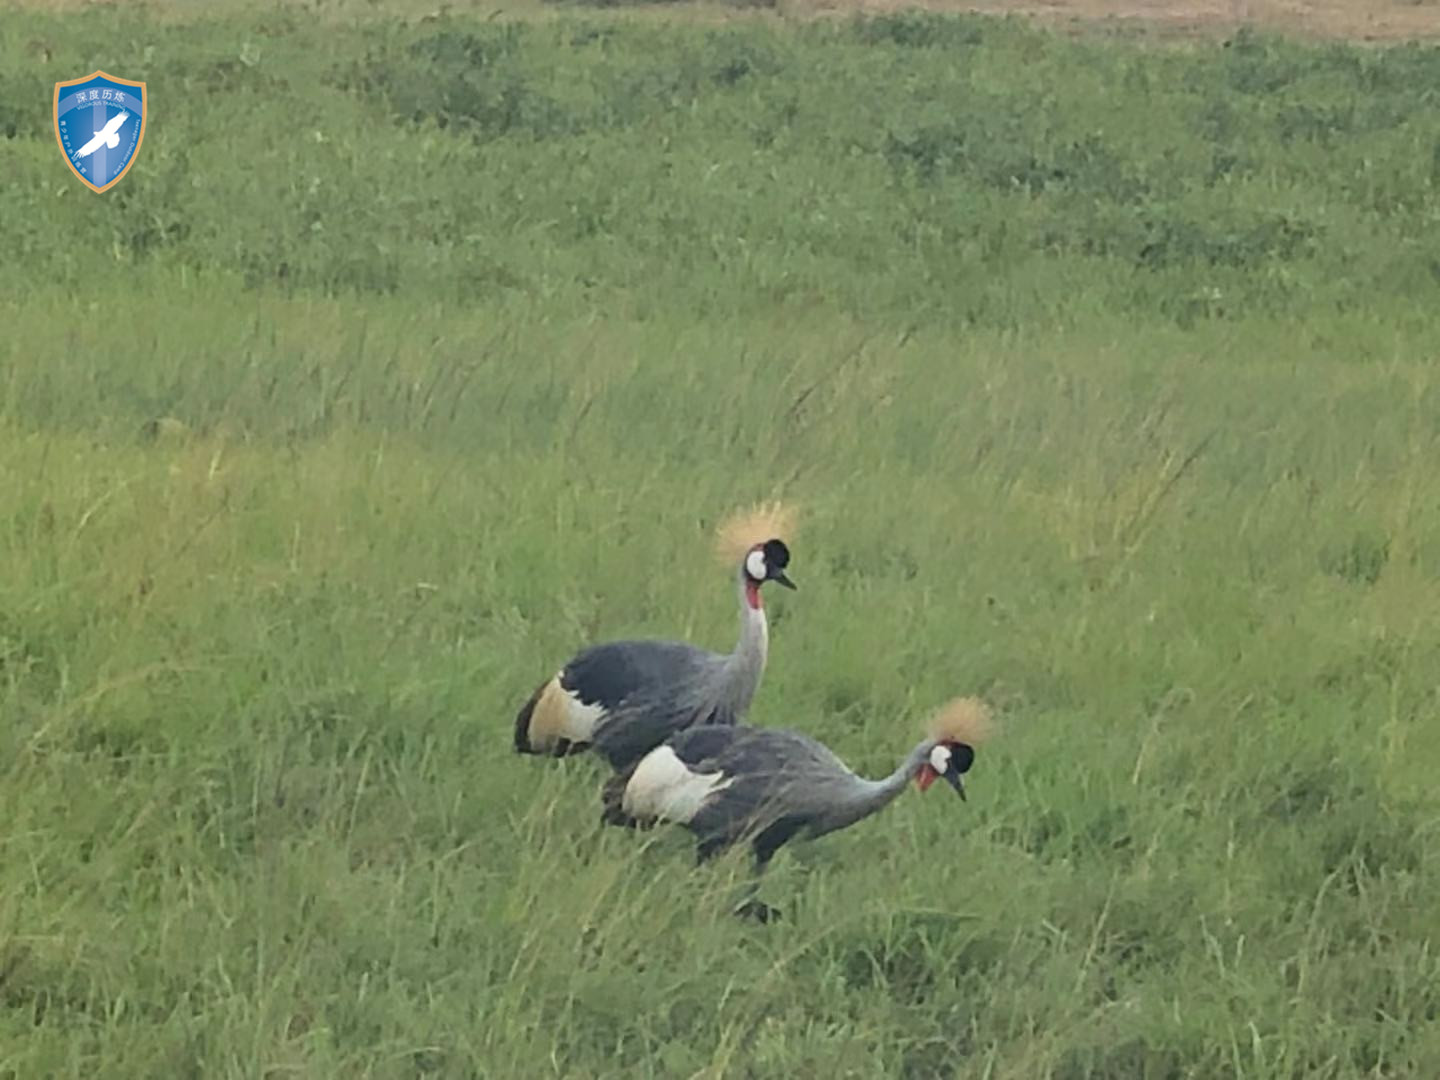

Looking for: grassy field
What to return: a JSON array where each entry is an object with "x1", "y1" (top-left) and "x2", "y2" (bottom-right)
[{"x1": 3, "y1": 2, "x2": 1440, "y2": 1076}]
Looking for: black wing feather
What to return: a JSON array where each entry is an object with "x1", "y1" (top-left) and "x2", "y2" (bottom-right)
[
  {"x1": 565, "y1": 640, "x2": 726, "y2": 771},
  {"x1": 561, "y1": 640, "x2": 702, "y2": 709},
  {"x1": 590, "y1": 701, "x2": 719, "y2": 773},
  {"x1": 665, "y1": 724, "x2": 747, "y2": 770}
]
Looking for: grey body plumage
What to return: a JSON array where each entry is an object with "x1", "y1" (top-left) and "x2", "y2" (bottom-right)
[
  {"x1": 513, "y1": 518, "x2": 796, "y2": 773},
  {"x1": 569, "y1": 610, "x2": 761, "y2": 771},
  {"x1": 602, "y1": 697, "x2": 991, "y2": 920},
  {"x1": 604, "y1": 726, "x2": 944, "y2": 859}
]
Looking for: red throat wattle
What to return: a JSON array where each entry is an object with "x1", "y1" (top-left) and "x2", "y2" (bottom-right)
[
  {"x1": 915, "y1": 763, "x2": 938, "y2": 792},
  {"x1": 744, "y1": 579, "x2": 763, "y2": 610}
]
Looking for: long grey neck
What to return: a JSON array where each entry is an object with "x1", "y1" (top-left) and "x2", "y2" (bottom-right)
[
  {"x1": 816, "y1": 739, "x2": 937, "y2": 837},
  {"x1": 718, "y1": 565, "x2": 768, "y2": 715}
]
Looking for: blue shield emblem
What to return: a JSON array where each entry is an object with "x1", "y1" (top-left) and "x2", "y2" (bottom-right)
[{"x1": 53, "y1": 70, "x2": 147, "y2": 193}]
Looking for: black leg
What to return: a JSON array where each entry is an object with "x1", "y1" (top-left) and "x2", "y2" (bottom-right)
[
  {"x1": 695, "y1": 837, "x2": 730, "y2": 865},
  {"x1": 733, "y1": 898, "x2": 781, "y2": 924},
  {"x1": 727, "y1": 818, "x2": 804, "y2": 924},
  {"x1": 729, "y1": 842, "x2": 783, "y2": 923}
]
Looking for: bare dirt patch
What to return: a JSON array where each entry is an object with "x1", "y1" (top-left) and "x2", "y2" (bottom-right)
[
  {"x1": 11, "y1": 0, "x2": 1440, "y2": 40},
  {"x1": 792, "y1": 0, "x2": 1440, "y2": 41}
]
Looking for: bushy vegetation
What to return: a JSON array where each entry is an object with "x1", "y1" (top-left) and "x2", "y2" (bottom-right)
[
  {"x1": 1, "y1": 4, "x2": 1438, "y2": 1077},
  {"x1": 7, "y1": 9, "x2": 1440, "y2": 326}
]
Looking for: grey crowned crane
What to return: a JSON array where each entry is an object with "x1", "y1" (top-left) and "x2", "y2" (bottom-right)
[
  {"x1": 513, "y1": 504, "x2": 798, "y2": 773},
  {"x1": 601, "y1": 697, "x2": 993, "y2": 922}
]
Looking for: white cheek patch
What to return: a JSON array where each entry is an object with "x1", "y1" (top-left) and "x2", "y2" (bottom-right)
[
  {"x1": 745, "y1": 549, "x2": 768, "y2": 580},
  {"x1": 929, "y1": 745, "x2": 952, "y2": 775}
]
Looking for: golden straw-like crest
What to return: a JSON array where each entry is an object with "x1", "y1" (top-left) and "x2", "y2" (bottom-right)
[
  {"x1": 713, "y1": 501, "x2": 798, "y2": 567},
  {"x1": 928, "y1": 696, "x2": 994, "y2": 747}
]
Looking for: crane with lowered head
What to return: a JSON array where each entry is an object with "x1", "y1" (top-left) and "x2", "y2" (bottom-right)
[
  {"x1": 601, "y1": 696, "x2": 994, "y2": 921},
  {"x1": 513, "y1": 503, "x2": 798, "y2": 773}
]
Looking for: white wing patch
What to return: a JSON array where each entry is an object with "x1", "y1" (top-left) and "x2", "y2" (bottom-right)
[
  {"x1": 622, "y1": 746, "x2": 733, "y2": 824},
  {"x1": 525, "y1": 675, "x2": 608, "y2": 751},
  {"x1": 559, "y1": 684, "x2": 607, "y2": 742}
]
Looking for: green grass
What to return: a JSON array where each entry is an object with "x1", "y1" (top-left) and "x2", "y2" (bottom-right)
[{"x1": 3, "y1": 3, "x2": 1440, "y2": 1077}]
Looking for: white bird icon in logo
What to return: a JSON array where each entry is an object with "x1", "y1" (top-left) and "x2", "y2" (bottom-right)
[{"x1": 75, "y1": 111, "x2": 129, "y2": 158}]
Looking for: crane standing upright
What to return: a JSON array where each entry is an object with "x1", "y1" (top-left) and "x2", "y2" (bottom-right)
[
  {"x1": 602, "y1": 697, "x2": 993, "y2": 921},
  {"x1": 513, "y1": 503, "x2": 798, "y2": 772}
]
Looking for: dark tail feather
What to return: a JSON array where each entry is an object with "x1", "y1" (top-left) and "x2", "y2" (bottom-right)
[{"x1": 514, "y1": 681, "x2": 543, "y2": 754}]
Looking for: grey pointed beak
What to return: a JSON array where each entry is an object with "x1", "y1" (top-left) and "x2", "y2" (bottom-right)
[
  {"x1": 771, "y1": 571, "x2": 797, "y2": 591},
  {"x1": 946, "y1": 771, "x2": 966, "y2": 801}
]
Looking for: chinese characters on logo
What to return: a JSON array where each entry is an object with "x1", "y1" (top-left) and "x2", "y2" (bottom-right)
[{"x1": 76, "y1": 90, "x2": 125, "y2": 107}]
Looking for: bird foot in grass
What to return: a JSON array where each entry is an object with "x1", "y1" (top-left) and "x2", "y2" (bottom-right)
[{"x1": 733, "y1": 899, "x2": 781, "y2": 924}]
